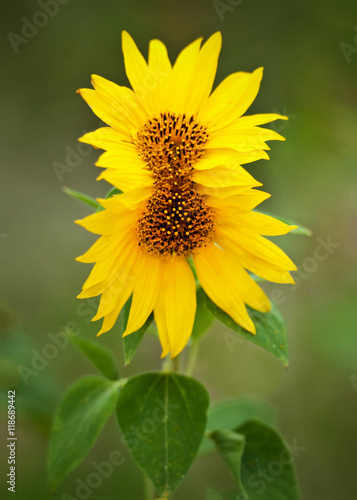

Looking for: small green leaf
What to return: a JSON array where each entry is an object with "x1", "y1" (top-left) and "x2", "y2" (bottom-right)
[
  {"x1": 237, "y1": 420, "x2": 301, "y2": 499},
  {"x1": 207, "y1": 298, "x2": 289, "y2": 366},
  {"x1": 67, "y1": 330, "x2": 119, "y2": 380},
  {"x1": 116, "y1": 372, "x2": 210, "y2": 496},
  {"x1": 200, "y1": 397, "x2": 275, "y2": 456},
  {"x1": 257, "y1": 211, "x2": 312, "y2": 236},
  {"x1": 211, "y1": 421, "x2": 301, "y2": 500},
  {"x1": 122, "y1": 296, "x2": 154, "y2": 365},
  {"x1": 96, "y1": 187, "x2": 123, "y2": 212},
  {"x1": 210, "y1": 430, "x2": 248, "y2": 499},
  {"x1": 63, "y1": 187, "x2": 100, "y2": 210},
  {"x1": 191, "y1": 288, "x2": 215, "y2": 340},
  {"x1": 48, "y1": 376, "x2": 121, "y2": 489}
]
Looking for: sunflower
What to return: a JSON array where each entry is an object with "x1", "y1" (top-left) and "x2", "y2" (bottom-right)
[{"x1": 76, "y1": 31, "x2": 296, "y2": 358}]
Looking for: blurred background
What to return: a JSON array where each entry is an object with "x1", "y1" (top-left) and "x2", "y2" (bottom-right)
[{"x1": 1, "y1": 0, "x2": 357, "y2": 498}]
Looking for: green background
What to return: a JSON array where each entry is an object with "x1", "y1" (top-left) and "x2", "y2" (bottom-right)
[{"x1": 1, "y1": 0, "x2": 357, "y2": 498}]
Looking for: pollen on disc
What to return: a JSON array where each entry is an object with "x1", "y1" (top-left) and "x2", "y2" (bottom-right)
[{"x1": 136, "y1": 112, "x2": 215, "y2": 258}]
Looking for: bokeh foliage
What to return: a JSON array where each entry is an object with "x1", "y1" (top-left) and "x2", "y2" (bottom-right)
[{"x1": 1, "y1": 0, "x2": 357, "y2": 498}]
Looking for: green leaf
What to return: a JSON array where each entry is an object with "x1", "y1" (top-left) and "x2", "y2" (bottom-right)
[
  {"x1": 207, "y1": 298, "x2": 289, "y2": 366},
  {"x1": 210, "y1": 421, "x2": 301, "y2": 500},
  {"x1": 96, "y1": 186, "x2": 123, "y2": 212},
  {"x1": 66, "y1": 329, "x2": 119, "y2": 380},
  {"x1": 191, "y1": 287, "x2": 215, "y2": 340},
  {"x1": 257, "y1": 211, "x2": 312, "y2": 236},
  {"x1": 200, "y1": 397, "x2": 275, "y2": 456},
  {"x1": 48, "y1": 376, "x2": 121, "y2": 489},
  {"x1": 210, "y1": 430, "x2": 248, "y2": 499},
  {"x1": 116, "y1": 372, "x2": 210, "y2": 496},
  {"x1": 63, "y1": 187, "x2": 100, "y2": 210},
  {"x1": 122, "y1": 296, "x2": 154, "y2": 365},
  {"x1": 237, "y1": 420, "x2": 301, "y2": 499}
]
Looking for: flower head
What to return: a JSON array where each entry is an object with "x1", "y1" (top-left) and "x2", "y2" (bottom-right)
[{"x1": 76, "y1": 32, "x2": 296, "y2": 358}]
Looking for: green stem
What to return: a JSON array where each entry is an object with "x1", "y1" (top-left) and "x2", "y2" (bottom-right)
[
  {"x1": 172, "y1": 355, "x2": 180, "y2": 373},
  {"x1": 185, "y1": 340, "x2": 200, "y2": 376},
  {"x1": 144, "y1": 473, "x2": 155, "y2": 499}
]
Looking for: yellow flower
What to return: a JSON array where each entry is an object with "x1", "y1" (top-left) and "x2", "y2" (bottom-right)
[{"x1": 76, "y1": 31, "x2": 296, "y2": 358}]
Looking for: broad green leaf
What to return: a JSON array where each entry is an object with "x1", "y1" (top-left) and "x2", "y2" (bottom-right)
[
  {"x1": 63, "y1": 187, "x2": 100, "y2": 210},
  {"x1": 96, "y1": 187, "x2": 123, "y2": 212},
  {"x1": 210, "y1": 430, "x2": 248, "y2": 499},
  {"x1": 200, "y1": 398, "x2": 275, "y2": 456},
  {"x1": 238, "y1": 420, "x2": 301, "y2": 499},
  {"x1": 67, "y1": 330, "x2": 119, "y2": 380},
  {"x1": 122, "y1": 296, "x2": 154, "y2": 365},
  {"x1": 207, "y1": 298, "x2": 289, "y2": 366},
  {"x1": 116, "y1": 372, "x2": 210, "y2": 496},
  {"x1": 256, "y1": 211, "x2": 312, "y2": 236},
  {"x1": 191, "y1": 287, "x2": 215, "y2": 340},
  {"x1": 48, "y1": 376, "x2": 121, "y2": 489}
]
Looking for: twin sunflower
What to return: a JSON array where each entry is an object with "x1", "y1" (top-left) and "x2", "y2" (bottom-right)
[{"x1": 76, "y1": 32, "x2": 296, "y2": 358}]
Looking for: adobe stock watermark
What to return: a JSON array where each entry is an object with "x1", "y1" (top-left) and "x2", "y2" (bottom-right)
[
  {"x1": 235, "y1": 438, "x2": 306, "y2": 498},
  {"x1": 106, "y1": 66, "x2": 169, "y2": 123},
  {"x1": 213, "y1": 0, "x2": 243, "y2": 21},
  {"x1": 52, "y1": 130, "x2": 94, "y2": 183},
  {"x1": 121, "y1": 398, "x2": 180, "y2": 454},
  {"x1": 7, "y1": 0, "x2": 70, "y2": 54},
  {"x1": 17, "y1": 321, "x2": 81, "y2": 386},
  {"x1": 222, "y1": 234, "x2": 340, "y2": 354},
  {"x1": 340, "y1": 26, "x2": 357, "y2": 64},
  {"x1": 269, "y1": 106, "x2": 297, "y2": 133},
  {"x1": 17, "y1": 265, "x2": 136, "y2": 385},
  {"x1": 61, "y1": 449, "x2": 125, "y2": 500},
  {"x1": 270, "y1": 234, "x2": 340, "y2": 307},
  {"x1": 76, "y1": 266, "x2": 134, "y2": 323},
  {"x1": 349, "y1": 374, "x2": 357, "y2": 393}
]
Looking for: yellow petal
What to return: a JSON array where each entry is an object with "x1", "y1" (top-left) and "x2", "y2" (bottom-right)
[
  {"x1": 98, "y1": 169, "x2": 153, "y2": 193},
  {"x1": 148, "y1": 39, "x2": 172, "y2": 112},
  {"x1": 217, "y1": 230, "x2": 295, "y2": 284},
  {"x1": 95, "y1": 151, "x2": 153, "y2": 192},
  {"x1": 195, "y1": 148, "x2": 270, "y2": 171},
  {"x1": 78, "y1": 230, "x2": 137, "y2": 295},
  {"x1": 154, "y1": 288, "x2": 171, "y2": 359},
  {"x1": 75, "y1": 199, "x2": 140, "y2": 235},
  {"x1": 204, "y1": 188, "x2": 270, "y2": 208},
  {"x1": 163, "y1": 259, "x2": 197, "y2": 358},
  {"x1": 123, "y1": 253, "x2": 161, "y2": 336},
  {"x1": 216, "y1": 225, "x2": 297, "y2": 280},
  {"x1": 93, "y1": 240, "x2": 141, "y2": 326},
  {"x1": 79, "y1": 127, "x2": 131, "y2": 151},
  {"x1": 231, "y1": 113, "x2": 288, "y2": 128},
  {"x1": 76, "y1": 235, "x2": 116, "y2": 264},
  {"x1": 205, "y1": 126, "x2": 284, "y2": 152},
  {"x1": 193, "y1": 165, "x2": 261, "y2": 189},
  {"x1": 194, "y1": 244, "x2": 257, "y2": 333},
  {"x1": 95, "y1": 147, "x2": 144, "y2": 169},
  {"x1": 169, "y1": 37, "x2": 202, "y2": 114},
  {"x1": 97, "y1": 186, "x2": 152, "y2": 211},
  {"x1": 185, "y1": 32, "x2": 222, "y2": 115},
  {"x1": 121, "y1": 31, "x2": 158, "y2": 116},
  {"x1": 198, "y1": 67, "x2": 263, "y2": 130},
  {"x1": 218, "y1": 211, "x2": 297, "y2": 236},
  {"x1": 77, "y1": 88, "x2": 135, "y2": 138},
  {"x1": 91, "y1": 74, "x2": 147, "y2": 128}
]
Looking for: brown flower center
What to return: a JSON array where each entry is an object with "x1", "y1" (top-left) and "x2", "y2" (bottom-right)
[{"x1": 136, "y1": 113, "x2": 215, "y2": 258}]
